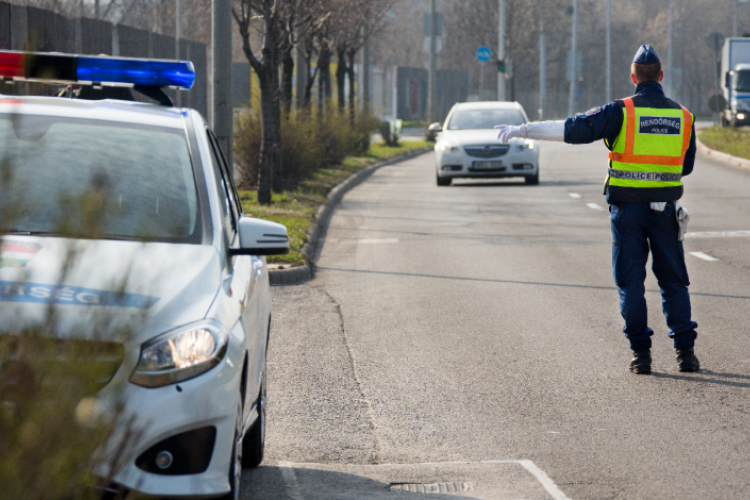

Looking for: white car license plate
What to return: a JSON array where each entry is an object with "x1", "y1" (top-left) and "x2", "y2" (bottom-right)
[{"x1": 471, "y1": 161, "x2": 504, "y2": 171}]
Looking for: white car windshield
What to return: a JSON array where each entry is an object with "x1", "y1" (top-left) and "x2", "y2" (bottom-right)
[
  {"x1": 447, "y1": 109, "x2": 525, "y2": 130},
  {"x1": 0, "y1": 114, "x2": 201, "y2": 243}
]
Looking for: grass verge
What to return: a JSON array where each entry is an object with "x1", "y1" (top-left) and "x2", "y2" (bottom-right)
[
  {"x1": 698, "y1": 126, "x2": 750, "y2": 160},
  {"x1": 239, "y1": 140, "x2": 431, "y2": 267}
]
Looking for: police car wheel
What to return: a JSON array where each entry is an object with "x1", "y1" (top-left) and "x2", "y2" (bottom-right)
[
  {"x1": 524, "y1": 172, "x2": 539, "y2": 185},
  {"x1": 242, "y1": 364, "x2": 266, "y2": 468},
  {"x1": 221, "y1": 403, "x2": 244, "y2": 500}
]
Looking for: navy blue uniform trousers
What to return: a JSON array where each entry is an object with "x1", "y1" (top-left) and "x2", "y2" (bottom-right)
[{"x1": 610, "y1": 202, "x2": 698, "y2": 351}]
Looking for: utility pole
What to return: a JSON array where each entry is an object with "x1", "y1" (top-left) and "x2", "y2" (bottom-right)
[
  {"x1": 539, "y1": 0, "x2": 545, "y2": 120},
  {"x1": 606, "y1": 0, "x2": 611, "y2": 102},
  {"x1": 498, "y1": 0, "x2": 505, "y2": 101},
  {"x1": 427, "y1": 0, "x2": 436, "y2": 123},
  {"x1": 667, "y1": 0, "x2": 673, "y2": 98},
  {"x1": 212, "y1": 0, "x2": 233, "y2": 179},
  {"x1": 175, "y1": 0, "x2": 183, "y2": 107},
  {"x1": 736, "y1": 0, "x2": 750, "y2": 37},
  {"x1": 568, "y1": 0, "x2": 577, "y2": 117}
]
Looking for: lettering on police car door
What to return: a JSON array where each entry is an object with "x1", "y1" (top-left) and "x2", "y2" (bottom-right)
[
  {"x1": 639, "y1": 116, "x2": 681, "y2": 135},
  {"x1": 0, "y1": 281, "x2": 158, "y2": 308}
]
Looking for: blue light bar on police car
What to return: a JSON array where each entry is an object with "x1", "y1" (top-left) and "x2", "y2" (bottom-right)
[{"x1": 0, "y1": 50, "x2": 195, "y2": 90}]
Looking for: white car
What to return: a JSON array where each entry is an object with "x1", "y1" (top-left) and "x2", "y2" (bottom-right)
[
  {"x1": 0, "y1": 51, "x2": 287, "y2": 499},
  {"x1": 432, "y1": 101, "x2": 540, "y2": 186}
]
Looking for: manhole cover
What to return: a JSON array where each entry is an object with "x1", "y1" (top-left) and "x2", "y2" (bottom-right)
[{"x1": 389, "y1": 482, "x2": 472, "y2": 493}]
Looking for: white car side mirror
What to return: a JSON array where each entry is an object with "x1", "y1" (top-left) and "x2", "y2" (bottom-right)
[
  {"x1": 427, "y1": 122, "x2": 443, "y2": 132},
  {"x1": 232, "y1": 217, "x2": 289, "y2": 255}
]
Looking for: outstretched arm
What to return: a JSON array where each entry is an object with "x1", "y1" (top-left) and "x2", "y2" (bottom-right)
[{"x1": 496, "y1": 121, "x2": 566, "y2": 143}]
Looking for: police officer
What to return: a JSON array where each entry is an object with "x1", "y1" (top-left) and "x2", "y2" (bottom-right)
[{"x1": 496, "y1": 45, "x2": 699, "y2": 374}]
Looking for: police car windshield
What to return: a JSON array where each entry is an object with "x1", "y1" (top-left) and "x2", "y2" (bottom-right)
[
  {"x1": 447, "y1": 109, "x2": 525, "y2": 130},
  {"x1": 735, "y1": 70, "x2": 750, "y2": 92},
  {"x1": 0, "y1": 114, "x2": 201, "y2": 243}
]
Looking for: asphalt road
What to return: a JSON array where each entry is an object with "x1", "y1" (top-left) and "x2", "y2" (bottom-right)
[{"x1": 243, "y1": 141, "x2": 750, "y2": 500}]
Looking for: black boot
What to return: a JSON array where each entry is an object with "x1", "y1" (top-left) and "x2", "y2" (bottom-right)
[
  {"x1": 676, "y1": 348, "x2": 700, "y2": 372},
  {"x1": 629, "y1": 349, "x2": 652, "y2": 374}
]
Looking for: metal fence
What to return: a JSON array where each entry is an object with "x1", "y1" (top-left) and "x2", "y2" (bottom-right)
[{"x1": 0, "y1": 2, "x2": 252, "y2": 118}]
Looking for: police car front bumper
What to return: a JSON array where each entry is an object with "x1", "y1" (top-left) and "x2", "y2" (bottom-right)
[{"x1": 96, "y1": 343, "x2": 244, "y2": 498}]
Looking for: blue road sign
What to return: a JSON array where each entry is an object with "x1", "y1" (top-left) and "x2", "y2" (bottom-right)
[{"x1": 476, "y1": 46, "x2": 492, "y2": 62}]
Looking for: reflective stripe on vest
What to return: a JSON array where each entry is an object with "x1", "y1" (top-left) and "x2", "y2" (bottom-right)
[{"x1": 608, "y1": 97, "x2": 693, "y2": 189}]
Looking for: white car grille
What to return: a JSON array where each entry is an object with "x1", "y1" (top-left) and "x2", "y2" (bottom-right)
[{"x1": 464, "y1": 144, "x2": 510, "y2": 158}]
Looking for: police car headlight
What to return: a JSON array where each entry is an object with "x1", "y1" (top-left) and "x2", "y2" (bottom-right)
[
  {"x1": 130, "y1": 320, "x2": 228, "y2": 388},
  {"x1": 439, "y1": 142, "x2": 459, "y2": 152}
]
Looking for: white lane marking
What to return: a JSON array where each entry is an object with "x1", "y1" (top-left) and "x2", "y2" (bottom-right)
[
  {"x1": 586, "y1": 202, "x2": 604, "y2": 211},
  {"x1": 686, "y1": 231, "x2": 750, "y2": 238},
  {"x1": 480, "y1": 460, "x2": 573, "y2": 500},
  {"x1": 568, "y1": 192, "x2": 582, "y2": 199},
  {"x1": 359, "y1": 238, "x2": 399, "y2": 244},
  {"x1": 278, "y1": 462, "x2": 306, "y2": 500},
  {"x1": 689, "y1": 251, "x2": 719, "y2": 261},
  {"x1": 280, "y1": 460, "x2": 572, "y2": 500}
]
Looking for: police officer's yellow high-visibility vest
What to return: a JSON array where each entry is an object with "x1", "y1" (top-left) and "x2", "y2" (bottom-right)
[{"x1": 608, "y1": 97, "x2": 693, "y2": 189}]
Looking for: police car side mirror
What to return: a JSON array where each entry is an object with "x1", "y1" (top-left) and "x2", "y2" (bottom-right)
[
  {"x1": 231, "y1": 217, "x2": 289, "y2": 255},
  {"x1": 428, "y1": 122, "x2": 443, "y2": 133}
]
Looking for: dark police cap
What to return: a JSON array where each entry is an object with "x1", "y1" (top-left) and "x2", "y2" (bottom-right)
[{"x1": 632, "y1": 45, "x2": 660, "y2": 65}]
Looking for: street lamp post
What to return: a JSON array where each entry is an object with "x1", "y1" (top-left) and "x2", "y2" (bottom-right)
[
  {"x1": 667, "y1": 0, "x2": 673, "y2": 98},
  {"x1": 568, "y1": 0, "x2": 577, "y2": 117},
  {"x1": 498, "y1": 0, "x2": 505, "y2": 101},
  {"x1": 539, "y1": 0, "x2": 545, "y2": 120},
  {"x1": 606, "y1": 0, "x2": 611, "y2": 103}
]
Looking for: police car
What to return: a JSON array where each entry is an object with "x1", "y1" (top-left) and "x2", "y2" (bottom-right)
[
  {"x1": 432, "y1": 101, "x2": 540, "y2": 186},
  {"x1": 0, "y1": 51, "x2": 288, "y2": 499}
]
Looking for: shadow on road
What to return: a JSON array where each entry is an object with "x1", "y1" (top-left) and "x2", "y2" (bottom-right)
[
  {"x1": 653, "y1": 370, "x2": 750, "y2": 388},
  {"x1": 241, "y1": 465, "x2": 487, "y2": 500}
]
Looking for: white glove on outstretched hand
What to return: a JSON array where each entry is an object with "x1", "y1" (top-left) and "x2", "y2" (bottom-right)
[
  {"x1": 495, "y1": 124, "x2": 526, "y2": 144},
  {"x1": 495, "y1": 120, "x2": 566, "y2": 144}
]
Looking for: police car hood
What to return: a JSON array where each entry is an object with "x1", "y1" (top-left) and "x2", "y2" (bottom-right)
[{"x1": 0, "y1": 236, "x2": 221, "y2": 344}]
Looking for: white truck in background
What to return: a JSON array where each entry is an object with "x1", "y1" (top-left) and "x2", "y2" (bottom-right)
[{"x1": 722, "y1": 37, "x2": 750, "y2": 127}]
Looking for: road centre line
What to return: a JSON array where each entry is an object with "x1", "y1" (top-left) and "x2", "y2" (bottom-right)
[
  {"x1": 568, "y1": 192, "x2": 582, "y2": 198},
  {"x1": 689, "y1": 251, "x2": 719, "y2": 261},
  {"x1": 359, "y1": 238, "x2": 399, "y2": 244},
  {"x1": 686, "y1": 231, "x2": 750, "y2": 238},
  {"x1": 586, "y1": 202, "x2": 604, "y2": 211}
]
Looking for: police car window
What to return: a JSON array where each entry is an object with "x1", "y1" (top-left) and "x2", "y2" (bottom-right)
[
  {"x1": 0, "y1": 114, "x2": 201, "y2": 243},
  {"x1": 447, "y1": 109, "x2": 526, "y2": 130},
  {"x1": 205, "y1": 130, "x2": 236, "y2": 233},
  {"x1": 207, "y1": 130, "x2": 242, "y2": 223}
]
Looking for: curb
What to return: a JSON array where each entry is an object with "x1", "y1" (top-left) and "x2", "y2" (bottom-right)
[
  {"x1": 269, "y1": 147, "x2": 433, "y2": 286},
  {"x1": 696, "y1": 137, "x2": 750, "y2": 171}
]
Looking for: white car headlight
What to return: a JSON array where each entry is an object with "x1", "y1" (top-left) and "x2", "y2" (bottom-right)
[
  {"x1": 439, "y1": 142, "x2": 459, "y2": 152},
  {"x1": 130, "y1": 320, "x2": 229, "y2": 388},
  {"x1": 515, "y1": 140, "x2": 535, "y2": 151}
]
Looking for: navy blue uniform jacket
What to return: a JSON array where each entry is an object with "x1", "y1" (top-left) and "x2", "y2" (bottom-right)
[{"x1": 563, "y1": 81, "x2": 696, "y2": 205}]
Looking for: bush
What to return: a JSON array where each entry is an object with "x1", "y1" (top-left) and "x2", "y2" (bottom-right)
[{"x1": 234, "y1": 107, "x2": 380, "y2": 190}]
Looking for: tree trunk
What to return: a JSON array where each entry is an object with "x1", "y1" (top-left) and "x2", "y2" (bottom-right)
[
  {"x1": 346, "y1": 49, "x2": 357, "y2": 122},
  {"x1": 336, "y1": 47, "x2": 347, "y2": 111},
  {"x1": 257, "y1": 65, "x2": 276, "y2": 204},
  {"x1": 318, "y1": 46, "x2": 331, "y2": 113},
  {"x1": 281, "y1": 47, "x2": 294, "y2": 116}
]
